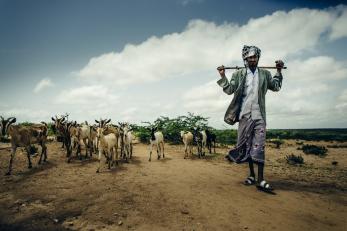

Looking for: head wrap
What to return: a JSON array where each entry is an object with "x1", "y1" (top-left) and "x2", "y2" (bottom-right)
[{"x1": 242, "y1": 45, "x2": 261, "y2": 60}]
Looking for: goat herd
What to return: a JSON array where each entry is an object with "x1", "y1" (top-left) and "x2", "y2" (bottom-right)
[{"x1": 0, "y1": 115, "x2": 217, "y2": 175}]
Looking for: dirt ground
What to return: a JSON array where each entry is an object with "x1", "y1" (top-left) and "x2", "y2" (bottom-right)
[{"x1": 0, "y1": 140, "x2": 346, "y2": 231}]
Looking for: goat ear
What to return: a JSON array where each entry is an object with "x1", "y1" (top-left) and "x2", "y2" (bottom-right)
[
  {"x1": 95, "y1": 120, "x2": 99, "y2": 124},
  {"x1": 51, "y1": 117, "x2": 56, "y2": 121},
  {"x1": 10, "y1": 117, "x2": 16, "y2": 124},
  {"x1": 106, "y1": 119, "x2": 111, "y2": 124},
  {"x1": 61, "y1": 117, "x2": 65, "y2": 122}
]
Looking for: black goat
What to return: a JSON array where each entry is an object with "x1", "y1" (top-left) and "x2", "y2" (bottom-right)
[{"x1": 205, "y1": 129, "x2": 216, "y2": 154}]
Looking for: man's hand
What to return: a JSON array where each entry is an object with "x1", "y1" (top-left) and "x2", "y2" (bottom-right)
[
  {"x1": 217, "y1": 65, "x2": 226, "y2": 78},
  {"x1": 275, "y1": 60, "x2": 284, "y2": 73}
]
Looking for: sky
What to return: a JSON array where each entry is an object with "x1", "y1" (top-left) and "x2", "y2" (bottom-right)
[{"x1": 0, "y1": 0, "x2": 347, "y2": 129}]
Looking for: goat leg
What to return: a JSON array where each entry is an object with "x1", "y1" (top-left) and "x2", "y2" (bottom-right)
[
  {"x1": 149, "y1": 144, "x2": 152, "y2": 162},
  {"x1": 38, "y1": 144, "x2": 43, "y2": 165},
  {"x1": 6, "y1": 147, "x2": 17, "y2": 175},
  {"x1": 25, "y1": 146, "x2": 33, "y2": 169},
  {"x1": 162, "y1": 143, "x2": 165, "y2": 158}
]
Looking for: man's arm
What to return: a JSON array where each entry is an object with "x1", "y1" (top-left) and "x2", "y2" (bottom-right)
[
  {"x1": 217, "y1": 65, "x2": 237, "y2": 95},
  {"x1": 267, "y1": 60, "x2": 284, "y2": 92}
]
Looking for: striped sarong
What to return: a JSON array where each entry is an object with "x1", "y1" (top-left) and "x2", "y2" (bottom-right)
[{"x1": 227, "y1": 114, "x2": 266, "y2": 164}]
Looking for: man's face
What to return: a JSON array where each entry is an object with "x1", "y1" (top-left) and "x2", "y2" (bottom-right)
[{"x1": 246, "y1": 55, "x2": 259, "y2": 68}]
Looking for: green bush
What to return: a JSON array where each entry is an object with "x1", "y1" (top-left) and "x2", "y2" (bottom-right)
[
  {"x1": 286, "y1": 154, "x2": 304, "y2": 165},
  {"x1": 132, "y1": 113, "x2": 209, "y2": 144},
  {"x1": 302, "y1": 144, "x2": 327, "y2": 157},
  {"x1": 268, "y1": 138, "x2": 284, "y2": 148},
  {"x1": 327, "y1": 144, "x2": 347, "y2": 148}
]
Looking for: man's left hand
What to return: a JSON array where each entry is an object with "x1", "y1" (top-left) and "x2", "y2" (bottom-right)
[{"x1": 275, "y1": 60, "x2": 284, "y2": 72}]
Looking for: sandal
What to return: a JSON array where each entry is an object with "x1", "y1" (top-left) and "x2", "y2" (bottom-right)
[
  {"x1": 256, "y1": 180, "x2": 274, "y2": 192},
  {"x1": 244, "y1": 176, "x2": 256, "y2": 186}
]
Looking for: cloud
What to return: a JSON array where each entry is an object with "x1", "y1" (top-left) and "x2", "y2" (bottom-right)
[
  {"x1": 45, "y1": 6, "x2": 347, "y2": 128},
  {"x1": 55, "y1": 85, "x2": 118, "y2": 106},
  {"x1": 76, "y1": 6, "x2": 346, "y2": 88},
  {"x1": 329, "y1": 5, "x2": 347, "y2": 40},
  {"x1": 180, "y1": 0, "x2": 204, "y2": 6},
  {"x1": 0, "y1": 107, "x2": 51, "y2": 123},
  {"x1": 182, "y1": 55, "x2": 347, "y2": 128},
  {"x1": 338, "y1": 89, "x2": 347, "y2": 101},
  {"x1": 33, "y1": 78, "x2": 54, "y2": 93}
]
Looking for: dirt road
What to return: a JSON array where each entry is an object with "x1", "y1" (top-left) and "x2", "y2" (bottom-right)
[{"x1": 0, "y1": 141, "x2": 346, "y2": 230}]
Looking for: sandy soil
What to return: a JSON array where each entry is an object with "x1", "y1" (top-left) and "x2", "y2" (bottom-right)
[{"x1": 0, "y1": 140, "x2": 346, "y2": 231}]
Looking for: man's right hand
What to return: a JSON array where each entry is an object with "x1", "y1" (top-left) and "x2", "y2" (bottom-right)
[{"x1": 217, "y1": 65, "x2": 226, "y2": 78}]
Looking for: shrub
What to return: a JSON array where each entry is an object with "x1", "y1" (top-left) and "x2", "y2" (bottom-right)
[
  {"x1": 268, "y1": 138, "x2": 284, "y2": 148},
  {"x1": 286, "y1": 154, "x2": 304, "y2": 165},
  {"x1": 327, "y1": 144, "x2": 347, "y2": 148},
  {"x1": 302, "y1": 144, "x2": 327, "y2": 157}
]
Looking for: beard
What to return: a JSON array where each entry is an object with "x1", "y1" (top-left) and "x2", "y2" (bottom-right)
[{"x1": 247, "y1": 60, "x2": 258, "y2": 73}]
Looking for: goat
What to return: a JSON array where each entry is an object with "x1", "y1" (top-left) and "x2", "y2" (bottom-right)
[
  {"x1": 78, "y1": 121, "x2": 94, "y2": 158},
  {"x1": 118, "y1": 122, "x2": 133, "y2": 161},
  {"x1": 51, "y1": 114, "x2": 68, "y2": 149},
  {"x1": 95, "y1": 119, "x2": 118, "y2": 173},
  {"x1": 149, "y1": 127, "x2": 165, "y2": 161},
  {"x1": 52, "y1": 115, "x2": 70, "y2": 151},
  {"x1": 205, "y1": 129, "x2": 216, "y2": 154},
  {"x1": 51, "y1": 116, "x2": 77, "y2": 162},
  {"x1": 192, "y1": 128, "x2": 207, "y2": 158},
  {"x1": 0, "y1": 116, "x2": 48, "y2": 175},
  {"x1": 90, "y1": 125, "x2": 99, "y2": 153},
  {"x1": 180, "y1": 131, "x2": 193, "y2": 159}
]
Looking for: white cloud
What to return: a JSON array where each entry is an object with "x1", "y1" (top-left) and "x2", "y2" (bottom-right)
[
  {"x1": 43, "y1": 6, "x2": 346, "y2": 128},
  {"x1": 34, "y1": 78, "x2": 54, "y2": 93},
  {"x1": 181, "y1": 55, "x2": 347, "y2": 128},
  {"x1": 180, "y1": 0, "x2": 204, "y2": 6},
  {"x1": 329, "y1": 5, "x2": 347, "y2": 40},
  {"x1": 76, "y1": 7, "x2": 346, "y2": 88},
  {"x1": 55, "y1": 85, "x2": 118, "y2": 106},
  {"x1": 338, "y1": 89, "x2": 347, "y2": 101},
  {"x1": 0, "y1": 107, "x2": 51, "y2": 123}
]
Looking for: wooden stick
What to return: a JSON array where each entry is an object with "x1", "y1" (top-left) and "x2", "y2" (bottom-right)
[{"x1": 218, "y1": 66, "x2": 287, "y2": 70}]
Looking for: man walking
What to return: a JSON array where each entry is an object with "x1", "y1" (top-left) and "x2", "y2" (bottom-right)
[{"x1": 217, "y1": 45, "x2": 284, "y2": 192}]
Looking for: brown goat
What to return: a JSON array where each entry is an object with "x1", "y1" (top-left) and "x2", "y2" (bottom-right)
[{"x1": 0, "y1": 116, "x2": 48, "y2": 175}]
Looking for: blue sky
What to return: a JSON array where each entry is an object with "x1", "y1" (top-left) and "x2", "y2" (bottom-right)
[{"x1": 0, "y1": 0, "x2": 346, "y2": 129}]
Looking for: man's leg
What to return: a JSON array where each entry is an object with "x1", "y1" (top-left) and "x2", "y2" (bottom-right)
[
  {"x1": 257, "y1": 162, "x2": 264, "y2": 183},
  {"x1": 248, "y1": 158, "x2": 256, "y2": 178}
]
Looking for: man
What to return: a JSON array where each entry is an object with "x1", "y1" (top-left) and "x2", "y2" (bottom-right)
[{"x1": 217, "y1": 45, "x2": 284, "y2": 192}]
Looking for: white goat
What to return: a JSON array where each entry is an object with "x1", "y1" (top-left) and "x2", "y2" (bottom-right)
[
  {"x1": 78, "y1": 121, "x2": 93, "y2": 158},
  {"x1": 149, "y1": 127, "x2": 165, "y2": 161},
  {"x1": 122, "y1": 124, "x2": 133, "y2": 161},
  {"x1": 180, "y1": 131, "x2": 193, "y2": 159},
  {"x1": 200, "y1": 130, "x2": 207, "y2": 155},
  {"x1": 95, "y1": 119, "x2": 118, "y2": 173}
]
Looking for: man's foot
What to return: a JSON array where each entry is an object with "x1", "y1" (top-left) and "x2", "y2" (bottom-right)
[
  {"x1": 256, "y1": 180, "x2": 274, "y2": 192},
  {"x1": 244, "y1": 176, "x2": 256, "y2": 186}
]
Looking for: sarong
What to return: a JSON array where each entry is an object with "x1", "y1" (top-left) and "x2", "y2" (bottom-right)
[{"x1": 226, "y1": 114, "x2": 266, "y2": 164}]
